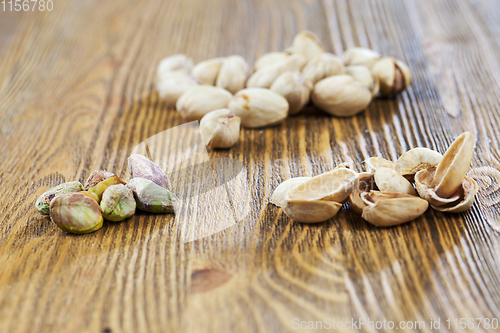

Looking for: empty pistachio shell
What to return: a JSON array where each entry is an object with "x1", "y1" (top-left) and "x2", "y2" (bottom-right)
[
  {"x1": 364, "y1": 157, "x2": 396, "y2": 172},
  {"x1": 126, "y1": 178, "x2": 178, "y2": 213},
  {"x1": 176, "y1": 85, "x2": 233, "y2": 121},
  {"x1": 371, "y1": 57, "x2": 412, "y2": 96},
  {"x1": 349, "y1": 172, "x2": 377, "y2": 214},
  {"x1": 246, "y1": 54, "x2": 307, "y2": 88},
  {"x1": 414, "y1": 168, "x2": 461, "y2": 207},
  {"x1": 191, "y1": 58, "x2": 225, "y2": 85},
  {"x1": 361, "y1": 191, "x2": 428, "y2": 227},
  {"x1": 395, "y1": 148, "x2": 443, "y2": 176},
  {"x1": 88, "y1": 176, "x2": 124, "y2": 201},
  {"x1": 156, "y1": 72, "x2": 200, "y2": 105},
  {"x1": 84, "y1": 170, "x2": 116, "y2": 190},
  {"x1": 35, "y1": 181, "x2": 83, "y2": 215},
  {"x1": 431, "y1": 132, "x2": 474, "y2": 198},
  {"x1": 216, "y1": 55, "x2": 250, "y2": 94},
  {"x1": 100, "y1": 184, "x2": 136, "y2": 221},
  {"x1": 80, "y1": 191, "x2": 100, "y2": 203},
  {"x1": 374, "y1": 167, "x2": 417, "y2": 196},
  {"x1": 157, "y1": 54, "x2": 194, "y2": 75},
  {"x1": 128, "y1": 154, "x2": 169, "y2": 188},
  {"x1": 282, "y1": 199, "x2": 342, "y2": 223},
  {"x1": 432, "y1": 176, "x2": 478, "y2": 213},
  {"x1": 302, "y1": 53, "x2": 344, "y2": 84},
  {"x1": 254, "y1": 52, "x2": 290, "y2": 71},
  {"x1": 292, "y1": 31, "x2": 326, "y2": 62},
  {"x1": 199, "y1": 108, "x2": 241, "y2": 148},
  {"x1": 49, "y1": 193, "x2": 103, "y2": 234},
  {"x1": 345, "y1": 65, "x2": 380, "y2": 97},
  {"x1": 270, "y1": 71, "x2": 312, "y2": 115},
  {"x1": 343, "y1": 47, "x2": 381, "y2": 68},
  {"x1": 270, "y1": 177, "x2": 312, "y2": 207}
]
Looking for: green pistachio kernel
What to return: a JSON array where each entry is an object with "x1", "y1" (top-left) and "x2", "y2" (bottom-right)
[
  {"x1": 100, "y1": 184, "x2": 136, "y2": 222},
  {"x1": 126, "y1": 177, "x2": 178, "y2": 213},
  {"x1": 35, "y1": 181, "x2": 83, "y2": 215},
  {"x1": 49, "y1": 193, "x2": 103, "y2": 234}
]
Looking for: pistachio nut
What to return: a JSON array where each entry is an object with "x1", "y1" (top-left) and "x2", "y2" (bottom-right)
[
  {"x1": 80, "y1": 191, "x2": 100, "y2": 203},
  {"x1": 176, "y1": 85, "x2": 233, "y2": 121},
  {"x1": 270, "y1": 177, "x2": 312, "y2": 208},
  {"x1": 156, "y1": 71, "x2": 200, "y2": 105},
  {"x1": 199, "y1": 108, "x2": 241, "y2": 148},
  {"x1": 88, "y1": 175, "x2": 124, "y2": 201},
  {"x1": 282, "y1": 199, "x2": 342, "y2": 223},
  {"x1": 432, "y1": 176, "x2": 478, "y2": 213},
  {"x1": 270, "y1": 71, "x2": 312, "y2": 115},
  {"x1": 191, "y1": 57, "x2": 225, "y2": 85},
  {"x1": 126, "y1": 177, "x2": 178, "y2": 213},
  {"x1": 361, "y1": 191, "x2": 428, "y2": 227},
  {"x1": 371, "y1": 57, "x2": 412, "y2": 96},
  {"x1": 216, "y1": 55, "x2": 250, "y2": 94},
  {"x1": 431, "y1": 132, "x2": 474, "y2": 198},
  {"x1": 363, "y1": 157, "x2": 396, "y2": 172},
  {"x1": 84, "y1": 170, "x2": 115, "y2": 190},
  {"x1": 343, "y1": 47, "x2": 381, "y2": 68},
  {"x1": 302, "y1": 53, "x2": 344, "y2": 84},
  {"x1": 228, "y1": 88, "x2": 289, "y2": 128},
  {"x1": 35, "y1": 181, "x2": 83, "y2": 215},
  {"x1": 128, "y1": 154, "x2": 169, "y2": 188},
  {"x1": 49, "y1": 192, "x2": 103, "y2": 234},
  {"x1": 395, "y1": 147, "x2": 443, "y2": 176},
  {"x1": 414, "y1": 168, "x2": 461, "y2": 207},
  {"x1": 349, "y1": 172, "x2": 377, "y2": 214},
  {"x1": 157, "y1": 54, "x2": 194, "y2": 75},
  {"x1": 100, "y1": 184, "x2": 136, "y2": 221},
  {"x1": 254, "y1": 52, "x2": 290, "y2": 71},
  {"x1": 246, "y1": 54, "x2": 307, "y2": 88},
  {"x1": 345, "y1": 65, "x2": 380, "y2": 97},
  {"x1": 311, "y1": 75, "x2": 372, "y2": 117},
  {"x1": 374, "y1": 167, "x2": 417, "y2": 196},
  {"x1": 292, "y1": 31, "x2": 326, "y2": 62}
]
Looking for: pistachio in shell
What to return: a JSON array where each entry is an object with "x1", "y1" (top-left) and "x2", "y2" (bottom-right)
[
  {"x1": 126, "y1": 177, "x2": 178, "y2": 213},
  {"x1": 100, "y1": 184, "x2": 136, "y2": 221},
  {"x1": 49, "y1": 193, "x2": 103, "y2": 234},
  {"x1": 371, "y1": 57, "x2": 412, "y2": 96},
  {"x1": 35, "y1": 181, "x2": 83, "y2": 215},
  {"x1": 128, "y1": 154, "x2": 169, "y2": 188}
]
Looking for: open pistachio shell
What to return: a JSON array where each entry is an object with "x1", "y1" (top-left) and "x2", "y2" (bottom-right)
[
  {"x1": 395, "y1": 147, "x2": 443, "y2": 176},
  {"x1": 270, "y1": 177, "x2": 312, "y2": 208},
  {"x1": 374, "y1": 167, "x2": 417, "y2": 196},
  {"x1": 371, "y1": 57, "x2": 412, "y2": 96},
  {"x1": 100, "y1": 184, "x2": 136, "y2": 221},
  {"x1": 282, "y1": 199, "x2": 342, "y2": 223},
  {"x1": 49, "y1": 193, "x2": 103, "y2": 234},
  {"x1": 126, "y1": 177, "x2": 178, "y2": 213},
  {"x1": 361, "y1": 191, "x2": 428, "y2": 227},
  {"x1": 414, "y1": 169, "x2": 461, "y2": 206},
  {"x1": 349, "y1": 172, "x2": 377, "y2": 214},
  {"x1": 35, "y1": 181, "x2": 83, "y2": 215},
  {"x1": 432, "y1": 176, "x2": 478, "y2": 213},
  {"x1": 363, "y1": 157, "x2": 396, "y2": 172},
  {"x1": 431, "y1": 132, "x2": 474, "y2": 198},
  {"x1": 128, "y1": 154, "x2": 169, "y2": 188},
  {"x1": 88, "y1": 176, "x2": 124, "y2": 201}
]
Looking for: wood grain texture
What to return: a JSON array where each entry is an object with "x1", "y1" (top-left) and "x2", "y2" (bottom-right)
[{"x1": 1, "y1": 0, "x2": 500, "y2": 332}]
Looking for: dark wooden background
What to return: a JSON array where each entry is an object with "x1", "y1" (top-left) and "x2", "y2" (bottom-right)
[{"x1": 1, "y1": 0, "x2": 500, "y2": 332}]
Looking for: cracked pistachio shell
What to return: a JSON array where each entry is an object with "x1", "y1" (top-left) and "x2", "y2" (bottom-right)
[
  {"x1": 35, "y1": 181, "x2": 83, "y2": 215},
  {"x1": 254, "y1": 52, "x2": 290, "y2": 71},
  {"x1": 200, "y1": 109, "x2": 241, "y2": 148},
  {"x1": 157, "y1": 54, "x2": 193, "y2": 75},
  {"x1": 176, "y1": 85, "x2": 233, "y2": 121},
  {"x1": 343, "y1": 47, "x2": 381, "y2": 68},
  {"x1": 156, "y1": 72, "x2": 200, "y2": 105},
  {"x1": 216, "y1": 55, "x2": 250, "y2": 94},
  {"x1": 374, "y1": 167, "x2": 417, "y2": 196},
  {"x1": 312, "y1": 75, "x2": 372, "y2": 117},
  {"x1": 349, "y1": 172, "x2": 377, "y2": 214},
  {"x1": 292, "y1": 31, "x2": 326, "y2": 62},
  {"x1": 100, "y1": 184, "x2": 136, "y2": 221},
  {"x1": 363, "y1": 157, "x2": 396, "y2": 172},
  {"x1": 84, "y1": 170, "x2": 116, "y2": 190},
  {"x1": 414, "y1": 168, "x2": 461, "y2": 207},
  {"x1": 302, "y1": 53, "x2": 345, "y2": 84},
  {"x1": 49, "y1": 193, "x2": 103, "y2": 234},
  {"x1": 431, "y1": 132, "x2": 474, "y2": 198},
  {"x1": 228, "y1": 88, "x2": 289, "y2": 128},
  {"x1": 270, "y1": 177, "x2": 312, "y2": 208},
  {"x1": 395, "y1": 148, "x2": 443, "y2": 176},
  {"x1": 361, "y1": 191, "x2": 428, "y2": 227},
  {"x1": 371, "y1": 57, "x2": 412, "y2": 96},
  {"x1": 282, "y1": 199, "x2": 342, "y2": 223},
  {"x1": 432, "y1": 176, "x2": 478, "y2": 213},
  {"x1": 128, "y1": 154, "x2": 169, "y2": 188},
  {"x1": 88, "y1": 176, "x2": 124, "y2": 201},
  {"x1": 191, "y1": 57, "x2": 225, "y2": 85},
  {"x1": 270, "y1": 71, "x2": 312, "y2": 115},
  {"x1": 345, "y1": 65, "x2": 380, "y2": 97},
  {"x1": 246, "y1": 54, "x2": 307, "y2": 88},
  {"x1": 126, "y1": 177, "x2": 178, "y2": 213}
]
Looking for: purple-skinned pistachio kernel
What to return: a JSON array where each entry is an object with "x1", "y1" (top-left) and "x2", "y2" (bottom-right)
[{"x1": 128, "y1": 154, "x2": 169, "y2": 188}]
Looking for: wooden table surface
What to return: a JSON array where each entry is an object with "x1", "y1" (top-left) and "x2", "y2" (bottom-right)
[{"x1": 1, "y1": 0, "x2": 500, "y2": 332}]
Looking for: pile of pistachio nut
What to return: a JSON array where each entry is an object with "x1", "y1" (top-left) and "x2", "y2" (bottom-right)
[
  {"x1": 155, "y1": 31, "x2": 411, "y2": 149},
  {"x1": 35, "y1": 154, "x2": 178, "y2": 234},
  {"x1": 270, "y1": 132, "x2": 478, "y2": 226}
]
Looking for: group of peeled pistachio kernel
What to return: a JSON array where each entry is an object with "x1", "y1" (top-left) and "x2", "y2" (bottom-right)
[
  {"x1": 34, "y1": 154, "x2": 178, "y2": 235},
  {"x1": 270, "y1": 132, "x2": 478, "y2": 226},
  {"x1": 155, "y1": 31, "x2": 412, "y2": 149}
]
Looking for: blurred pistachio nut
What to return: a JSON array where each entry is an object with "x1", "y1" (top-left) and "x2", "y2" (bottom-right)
[
  {"x1": 361, "y1": 191, "x2": 428, "y2": 227},
  {"x1": 100, "y1": 184, "x2": 136, "y2": 221},
  {"x1": 364, "y1": 157, "x2": 396, "y2": 172},
  {"x1": 176, "y1": 85, "x2": 232, "y2": 121},
  {"x1": 49, "y1": 193, "x2": 103, "y2": 234},
  {"x1": 302, "y1": 53, "x2": 344, "y2": 84},
  {"x1": 228, "y1": 88, "x2": 288, "y2": 128},
  {"x1": 127, "y1": 178, "x2": 178, "y2": 213},
  {"x1": 270, "y1": 71, "x2": 312, "y2": 115},
  {"x1": 216, "y1": 55, "x2": 249, "y2": 94},
  {"x1": 35, "y1": 181, "x2": 83, "y2": 215},
  {"x1": 343, "y1": 47, "x2": 381, "y2": 68},
  {"x1": 128, "y1": 154, "x2": 169, "y2": 188},
  {"x1": 254, "y1": 52, "x2": 290, "y2": 71},
  {"x1": 84, "y1": 170, "x2": 115, "y2": 190},
  {"x1": 191, "y1": 58, "x2": 225, "y2": 85},
  {"x1": 157, "y1": 54, "x2": 194, "y2": 75},
  {"x1": 156, "y1": 72, "x2": 200, "y2": 105},
  {"x1": 312, "y1": 75, "x2": 372, "y2": 117},
  {"x1": 80, "y1": 191, "x2": 100, "y2": 203},
  {"x1": 395, "y1": 147, "x2": 443, "y2": 176},
  {"x1": 270, "y1": 177, "x2": 312, "y2": 208},
  {"x1": 282, "y1": 199, "x2": 342, "y2": 223},
  {"x1": 374, "y1": 167, "x2": 417, "y2": 196},
  {"x1": 246, "y1": 54, "x2": 307, "y2": 88},
  {"x1": 432, "y1": 176, "x2": 478, "y2": 213},
  {"x1": 349, "y1": 172, "x2": 377, "y2": 214},
  {"x1": 345, "y1": 65, "x2": 380, "y2": 97},
  {"x1": 292, "y1": 31, "x2": 326, "y2": 62},
  {"x1": 414, "y1": 168, "x2": 461, "y2": 207},
  {"x1": 371, "y1": 57, "x2": 411, "y2": 96},
  {"x1": 200, "y1": 109, "x2": 241, "y2": 148},
  {"x1": 88, "y1": 176, "x2": 124, "y2": 201}
]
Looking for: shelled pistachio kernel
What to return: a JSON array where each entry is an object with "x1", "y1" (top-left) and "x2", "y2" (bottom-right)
[
  {"x1": 35, "y1": 181, "x2": 83, "y2": 215},
  {"x1": 88, "y1": 176, "x2": 123, "y2": 201},
  {"x1": 100, "y1": 184, "x2": 136, "y2": 222},
  {"x1": 49, "y1": 193, "x2": 103, "y2": 234},
  {"x1": 126, "y1": 177, "x2": 178, "y2": 213},
  {"x1": 128, "y1": 154, "x2": 169, "y2": 188},
  {"x1": 84, "y1": 170, "x2": 115, "y2": 190},
  {"x1": 80, "y1": 191, "x2": 100, "y2": 203}
]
